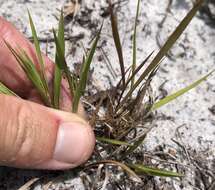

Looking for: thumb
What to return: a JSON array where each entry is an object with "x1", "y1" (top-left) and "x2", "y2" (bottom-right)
[{"x1": 0, "y1": 95, "x2": 95, "y2": 170}]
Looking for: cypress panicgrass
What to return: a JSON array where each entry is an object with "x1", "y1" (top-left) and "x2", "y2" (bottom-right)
[{"x1": 1, "y1": 0, "x2": 212, "y2": 181}]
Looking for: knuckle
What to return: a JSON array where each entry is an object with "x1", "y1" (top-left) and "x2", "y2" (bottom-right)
[
  {"x1": 0, "y1": 97, "x2": 35, "y2": 164},
  {"x1": 17, "y1": 101, "x2": 33, "y2": 131},
  {"x1": 15, "y1": 102, "x2": 35, "y2": 158}
]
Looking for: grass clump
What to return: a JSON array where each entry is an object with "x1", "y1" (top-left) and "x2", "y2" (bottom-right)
[{"x1": 1, "y1": 0, "x2": 213, "y2": 185}]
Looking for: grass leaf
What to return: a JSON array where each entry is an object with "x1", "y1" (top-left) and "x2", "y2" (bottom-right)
[
  {"x1": 28, "y1": 11, "x2": 50, "y2": 98},
  {"x1": 53, "y1": 29, "x2": 74, "y2": 101},
  {"x1": 0, "y1": 82, "x2": 19, "y2": 97},
  {"x1": 152, "y1": 70, "x2": 215, "y2": 111},
  {"x1": 108, "y1": 0, "x2": 125, "y2": 87},
  {"x1": 53, "y1": 10, "x2": 65, "y2": 109},
  {"x1": 131, "y1": 0, "x2": 141, "y2": 88},
  {"x1": 129, "y1": 164, "x2": 184, "y2": 177},
  {"x1": 96, "y1": 137, "x2": 132, "y2": 146},
  {"x1": 72, "y1": 24, "x2": 102, "y2": 112},
  {"x1": 120, "y1": 0, "x2": 203, "y2": 106}
]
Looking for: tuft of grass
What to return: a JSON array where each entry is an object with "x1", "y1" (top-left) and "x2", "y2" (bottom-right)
[{"x1": 85, "y1": 0, "x2": 206, "y2": 181}]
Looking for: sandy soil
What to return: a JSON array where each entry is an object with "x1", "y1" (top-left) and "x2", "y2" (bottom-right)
[{"x1": 0, "y1": 0, "x2": 215, "y2": 189}]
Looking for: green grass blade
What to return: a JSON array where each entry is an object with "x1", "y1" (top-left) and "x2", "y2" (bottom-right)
[
  {"x1": 120, "y1": 0, "x2": 203, "y2": 106},
  {"x1": 108, "y1": 0, "x2": 125, "y2": 87},
  {"x1": 72, "y1": 24, "x2": 102, "y2": 113},
  {"x1": 53, "y1": 29, "x2": 74, "y2": 99},
  {"x1": 96, "y1": 137, "x2": 132, "y2": 146},
  {"x1": 53, "y1": 11, "x2": 65, "y2": 109},
  {"x1": 129, "y1": 164, "x2": 184, "y2": 177},
  {"x1": 0, "y1": 82, "x2": 19, "y2": 97},
  {"x1": 131, "y1": 0, "x2": 141, "y2": 88},
  {"x1": 28, "y1": 11, "x2": 50, "y2": 98},
  {"x1": 152, "y1": 70, "x2": 215, "y2": 111}
]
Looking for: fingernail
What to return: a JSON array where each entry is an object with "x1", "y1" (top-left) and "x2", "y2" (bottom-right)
[{"x1": 53, "y1": 122, "x2": 94, "y2": 165}]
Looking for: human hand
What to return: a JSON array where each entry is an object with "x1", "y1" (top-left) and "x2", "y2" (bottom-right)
[{"x1": 0, "y1": 17, "x2": 95, "y2": 170}]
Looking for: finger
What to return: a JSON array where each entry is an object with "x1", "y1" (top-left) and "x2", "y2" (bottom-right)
[
  {"x1": 0, "y1": 94, "x2": 95, "y2": 170},
  {"x1": 0, "y1": 16, "x2": 53, "y2": 96},
  {"x1": 0, "y1": 17, "x2": 73, "y2": 111}
]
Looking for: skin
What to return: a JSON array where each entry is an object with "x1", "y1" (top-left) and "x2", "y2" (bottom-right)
[{"x1": 0, "y1": 17, "x2": 95, "y2": 170}]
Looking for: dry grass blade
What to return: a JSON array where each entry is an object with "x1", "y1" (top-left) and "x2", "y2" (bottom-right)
[
  {"x1": 120, "y1": 0, "x2": 203, "y2": 106},
  {"x1": 129, "y1": 164, "x2": 184, "y2": 177},
  {"x1": 0, "y1": 82, "x2": 19, "y2": 97},
  {"x1": 131, "y1": 0, "x2": 141, "y2": 88},
  {"x1": 88, "y1": 160, "x2": 142, "y2": 183},
  {"x1": 108, "y1": 0, "x2": 125, "y2": 87},
  {"x1": 96, "y1": 137, "x2": 132, "y2": 146},
  {"x1": 53, "y1": 10, "x2": 65, "y2": 109},
  {"x1": 28, "y1": 11, "x2": 50, "y2": 98},
  {"x1": 152, "y1": 70, "x2": 215, "y2": 111},
  {"x1": 5, "y1": 41, "x2": 51, "y2": 106},
  {"x1": 72, "y1": 24, "x2": 102, "y2": 112}
]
